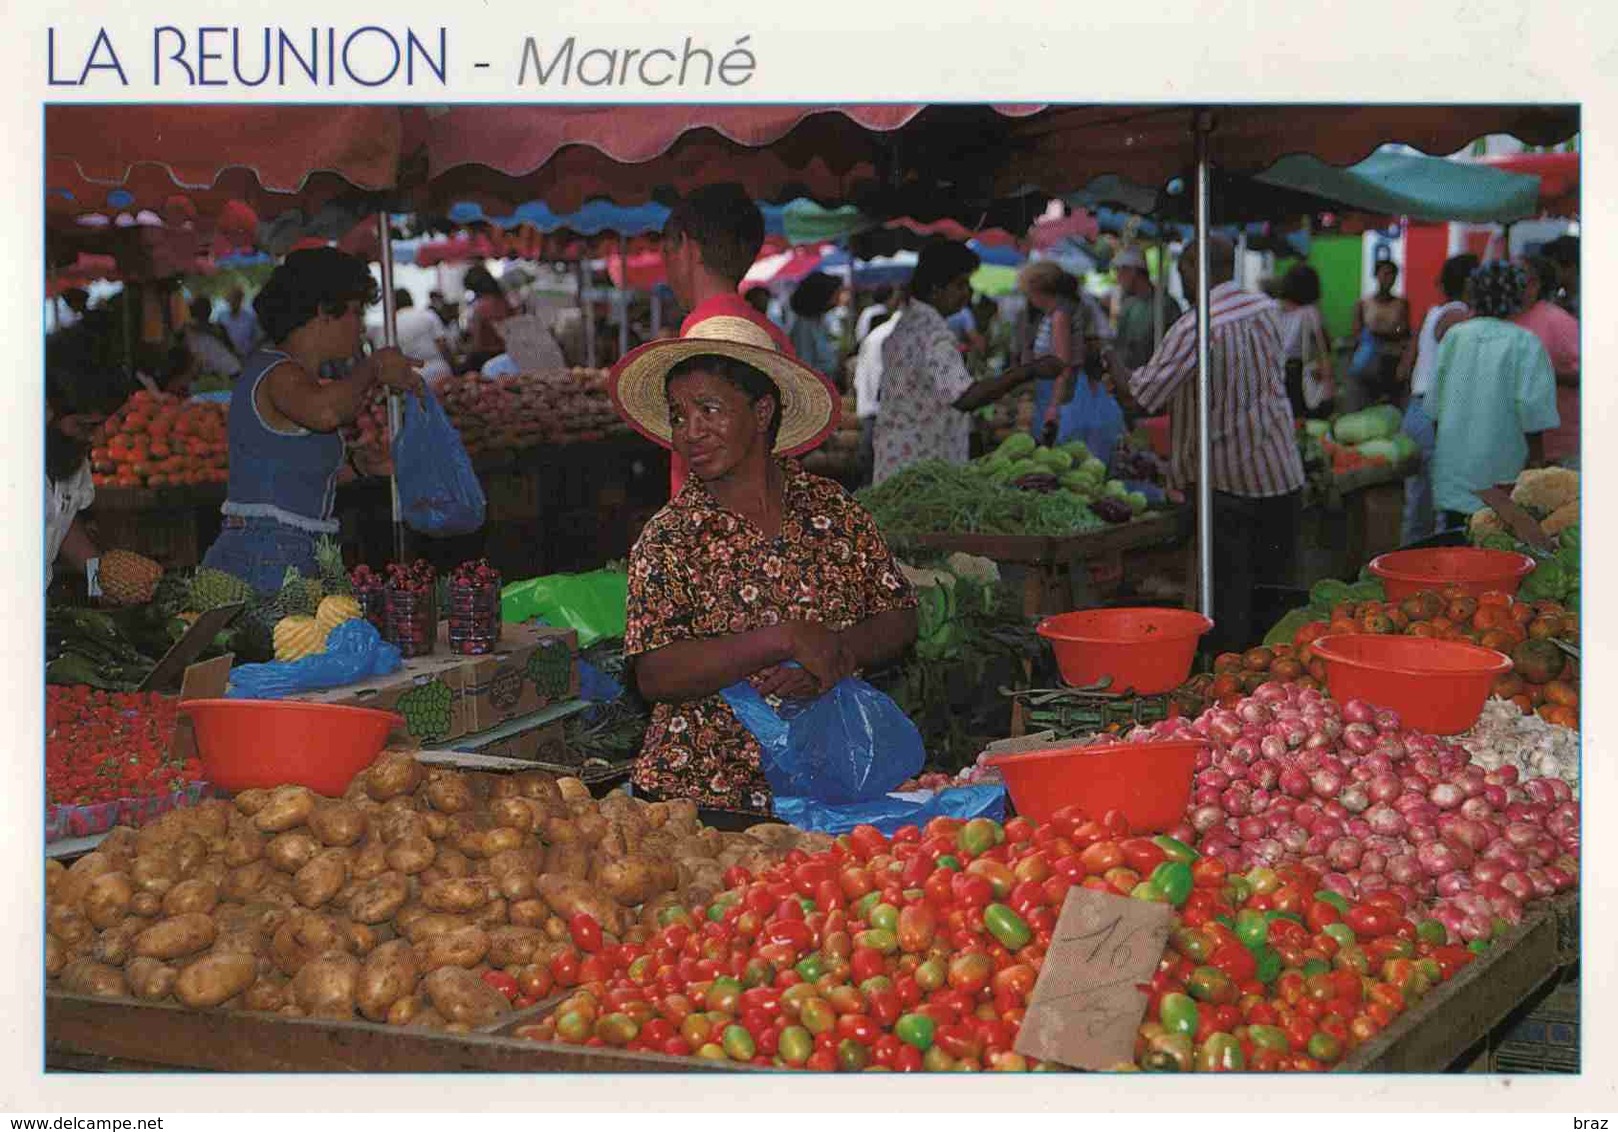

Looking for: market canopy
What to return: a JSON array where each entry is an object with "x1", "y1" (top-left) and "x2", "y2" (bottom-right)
[
  {"x1": 1478, "y1": 151, "x2": 1579, "y2": 216},
  {"x1": 1252, "y1": 150, "x2": 1545, "y2": 224}
]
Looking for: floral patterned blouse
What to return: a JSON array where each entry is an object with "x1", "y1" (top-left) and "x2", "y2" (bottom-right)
[
  {"x1": 624, "y1": 459, "x2": 917, "y2": 810},
  {"x1": 872, "y1": 300, "x2": 976, "y2": 485}
]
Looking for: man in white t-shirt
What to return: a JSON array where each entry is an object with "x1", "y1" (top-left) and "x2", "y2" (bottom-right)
[
  {"x1": 368, "y1": 289, "x2": 453, "y2": 381},
  {"x1": 853, "y1": 293, "x2": 904, "y2": 485}
]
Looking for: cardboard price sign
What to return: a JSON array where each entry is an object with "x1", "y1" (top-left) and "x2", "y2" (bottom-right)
[{"x1": 1013, "y1": 887, "x2": 1174, "y2": 1070}]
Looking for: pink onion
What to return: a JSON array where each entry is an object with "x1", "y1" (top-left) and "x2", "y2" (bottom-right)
[
  {"x1": 1471, "y1": 859, "x2": 1507, "y2": 886},
  {"x1": 1259, "y1": 735, "x2": 1288, "y2": 761},
  {"x1": 1310, "y1": 769, "x2": 1344, "y2": 800},
  {"x1": 1481, "y1": 784, "x2": 1509, "y2": 810},
  {"x1": 1360, "y1": 850, "x2": 1387, "y2": 875},
  {"x1": 1485, "y1": 766, "x2": 1520, "y2": 787},
  {"x1": 1220, "y1": 786, "x2": 1253, "y2": 817},
  {"x1": 1417, "y1": 841, "x2": 1464, "y2": 877},
  {"x1": 1237, "y1": 815, "x2": 1267, "y2": 842},
  {"x1": 1482, "y1": 841, "x2": 1528, "y2": 870},
  {"x1": 1500, "y1": 871, "x2": 1534, "y2": 901},
  {"x1": 1207, "y1": 711, "x2": 1243, "y2": 746},
  {"x1": 1189, "y1": 804, "x2": 1226, "y2": 834},
  {"x1": 1294, "y1": 803, "x2": 1322, "y2": 829},
  {"x1": 1338, "y1": 785, "x2": 1370, "y2": 815},
  {"x1": 1237, "y1": 700, "x2": 1273, "y2": 726},
  {"x1": 1526, "y1": 868, "x2": 1557, "y2": 899},
  {"x1": 1278, "y1": 767, "x2": 1310, "y2": 799},
  {"x1": 1543, "y1": 865, "x2": 1574, "y2": 892},
  {"x1": 1504, "y1": 822, "x2": 1540, "y2": 849},
  {"x1": 1341, "y1": 699, "x2": 1375, "y2": 725},
  {"x1": 1327, "y1": 837, "x2": 1363, "y2": 870},
  {"x1": 1428, "y1": 782, "x2": 1465, "y2": 810},
  {"x1": 1373, "y1": 708, "x2": 1401, "y2": 732},
  {"x1": 1368, "y1": 775, "x2": 1403, "y2": 804},
  {"x1": 1278, "y1": 823, "x2": 1309, "y2": 854},
  {"x1": 1248, "y1": 760, "x2": 1280, "y2": 791},
  {"x1": 1386, "y1": 855, "x2": 1422, "y2": 885},
  {"x1": 1458, "y1": 796, "x2": 1494, "y2": 822},
  {"x1": 1357, "y1": 872, "x2": 1389, "y2": 895},
  {"x1": 1341, "y1": 724, "x2": 1377, "y2": 755},
  {"x1": 1364, "y1": 804, "x2": 1406, "y2": 837},
  {"x1": 1321, "y1": 800, "x2": 1350, "y2": 823},
  {"x1": 1408, "y1": 825, "x2": 1438, "y2": 845},
  {"x1": 1435, "y1": 870, "x2": 1471, "y2": 897},
  {"x1": 1523, "y1": 777, "x2": 1558, "y2": 805},
  {"x1": 1193, "y1": 748, "x2": 1213, "y2": 772},
  {"x1": 1320, "y1": 872, "x2": 1356, "y2": 899},
  {"x1": 1442, "y1": 819, "x2": 1491, "y2": 854}
]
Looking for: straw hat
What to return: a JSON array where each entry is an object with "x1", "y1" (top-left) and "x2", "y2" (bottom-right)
[{"x1": 607, "y1": 314, "x2": 840, "y2": 456}]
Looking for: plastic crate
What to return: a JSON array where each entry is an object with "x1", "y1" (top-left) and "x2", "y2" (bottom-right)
[{"x1": 1491, "y1": 980, "x2": 1579, "y2": 1074}]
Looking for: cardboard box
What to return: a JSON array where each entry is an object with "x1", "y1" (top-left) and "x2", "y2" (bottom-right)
[
  {"x1": 471, "y1": 720, "x2": 570, "y2": 763},
  {"x1": 285, "y1": 622, "x2": 578, "y2": 745}
]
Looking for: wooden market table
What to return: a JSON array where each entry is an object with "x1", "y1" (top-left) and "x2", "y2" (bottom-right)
[
  {"x1": 1338, "y1": 893, "x2": 1579, "y2": 1072},
  {"x1": 911, "y1": 509, "x2": 1185, "y2": 620},
  {"x1": 45, "y1": 894, "x2": 1578, "y2": 1074}
]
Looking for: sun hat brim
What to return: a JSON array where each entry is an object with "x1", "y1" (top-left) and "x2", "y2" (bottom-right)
[{"x1": 608, "y1": 336, "x2": 840, "y2": 457}]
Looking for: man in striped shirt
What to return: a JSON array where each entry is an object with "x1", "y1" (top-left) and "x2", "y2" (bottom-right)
[{"x1": 1110, "y1": 236, "x2": 1305, "y2": 655}]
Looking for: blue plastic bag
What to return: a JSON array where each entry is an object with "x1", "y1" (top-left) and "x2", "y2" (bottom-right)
[
  {"x1": 721, "y1": 674, "x2": 925, "y2": 804},
  {"x1": 393, "y1": 389, "x2": 486, "y2": 536},
  {"x1": 1347, "y1": 327, "x2": 1379, "y2": 382},
  {"x1": 773, "y1": 785, "x2": 1006, "y2": 836},
  {"x1": 226, "y1": 619, "x2": 403, "y2": 699}
]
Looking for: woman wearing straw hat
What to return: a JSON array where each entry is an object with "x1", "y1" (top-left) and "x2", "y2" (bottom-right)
[{"x1": 608, "y1": 317, "x2": 920, "y2": 811}]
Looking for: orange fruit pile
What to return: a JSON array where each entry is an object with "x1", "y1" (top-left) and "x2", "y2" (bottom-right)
[{"x1": 89, "y1": 391, "x2": 229, "y2": 489}]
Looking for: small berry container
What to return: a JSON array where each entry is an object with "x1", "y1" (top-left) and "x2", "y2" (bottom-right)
[
  {"x1": 383, "y1": 561, "x2": 439, "y2": 658},
  {"x1": 448, "y1": 562, "x2": 502, "y2": 656}
]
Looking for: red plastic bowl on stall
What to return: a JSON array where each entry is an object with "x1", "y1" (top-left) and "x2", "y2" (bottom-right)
[
  {"x1": 180, "y1": 700, "x2": 404, "y2": 795},
  {"x1": 1036, "y1": 607, "x2": 1213, "y2": 695},
  {"x1": 1309, "y1": 634, "x2": 1512, "y2": 735},
  {"x1": 984, "y1": 739, "x2": 1206, "y2": 832},
  {"x1": 1368, "y1": 547, "x2": 1537, "y2": 600}
]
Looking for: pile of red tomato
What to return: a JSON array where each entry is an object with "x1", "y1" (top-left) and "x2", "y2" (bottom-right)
[
  {"x1": 495, "y1": 809, "x2": 1475, "y2": 1072},
  {"x1": 45, "y1": 686, "x2": 198, "y2": 808}
]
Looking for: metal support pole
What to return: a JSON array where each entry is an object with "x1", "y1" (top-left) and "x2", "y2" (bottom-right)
[
  {"x1": 1193, "y1": 112, "x2": 1215, "y2": 620},
  {"x1": 578, "y1": 260, "x2": 597, "y2": 370},
  {"x1": 616, "y1": 234, "x2": 630, "y2": 361},
  {"x1": 377, "y1": 212, "x2": 405, "y2": 564},
  {"x1": 650, "y1": 288, "x2": 663, "y2": 338},
  {"x1": 1153, "y1": 235, "x2": 1168, "y2": 350}
]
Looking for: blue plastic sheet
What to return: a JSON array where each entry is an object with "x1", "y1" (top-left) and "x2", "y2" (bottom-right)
[
  {"x1": 393, "y1": 389, "x2": 486, "y2": 537},
  {"x1": 577, "y1": 659, "x2": 623, "y2": 704},
  {"x1": 226, "y1": 619, "x2": 402, "y2": 699},
  {"x1": 773, "y1": 785, "x2": 1006, "y2": 836},
  {"x1": 722, "y1": 673, "x2": 925, "y2": 804}
]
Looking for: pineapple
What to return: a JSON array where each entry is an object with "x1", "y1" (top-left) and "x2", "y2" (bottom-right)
[
  {"x1": 316, "y1": 594, "x2": 362, "y2": 634},
  {"x1": 277, "y1": 566, "x2": 318, "y2": 618},
  {"x1": 99, "y1": 550, "x2": 163, "y2": 606},
  {"x1": 273, "y1": 615, "x2": 327, "y2": 661},
  {"x1": 189, "y1": 567, "x2": 255, "y2": 612},
  {"x1": 314, "y1": 536, "x2": 353, "y2": 598}
]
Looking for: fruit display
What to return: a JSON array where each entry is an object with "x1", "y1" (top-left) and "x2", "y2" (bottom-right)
[
  {"x1": 89, "y1": 391, "x2": 229, "y2": 489},
  {"x1": 316, "y1": 595, "x2": 363, "y2": 635},
  {"x1": 345, "y1": 368, "x2": 629, "y2": 473},
  {"x1": 46, "y1": 686, "x2": 199, "y2": 809},
  {"x1": 98, "y1": 550, "x2": 164, "y2": 607},
  {"x1": 447, "y1": 560, "x2": 502, "y2": 656},
  {"x1": 515, "y1": 812, "x2": 1483, "y2": 1071},
  {"x1": 186, "y1": 567, "x2": 257, "y2": 613},
  {"x1": 349, "y1": 564, "x2": 388, "y2": 634},
  {"x1": 44, "y1": 752, "x2": 826, "y2": 1029},
  {"x1": 384, "y1": 560, "x2": 440, "y2": 658},
  {"x1": 273, "y1": 615, "x2": 329, "y2": 662}
]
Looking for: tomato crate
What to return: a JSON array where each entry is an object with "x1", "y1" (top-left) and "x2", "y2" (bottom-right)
[{"x1": 1490, "y1": 979, "x2": 1579, "y2": 1074}]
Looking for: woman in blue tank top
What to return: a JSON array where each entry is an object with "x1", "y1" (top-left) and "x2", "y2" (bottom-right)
[{"x1": 200, "y1": 248, "x2": 423, "y2": 594}]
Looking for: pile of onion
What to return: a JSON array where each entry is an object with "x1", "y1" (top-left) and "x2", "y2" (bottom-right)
[{"x1": 1127, "y1": 682, "x2": 1578, "y2": 936}]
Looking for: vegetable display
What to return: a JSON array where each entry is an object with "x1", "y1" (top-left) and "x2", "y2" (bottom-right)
[
  {"x1": 516, "y1": 811, "x2": 1481, "y2": 1071},
  {"x1": 1118, "y1": 683, "x2": 1578, "y2": 942},
  {"x1": 46, "y1": 686, "x2": 198, "y2": 808},
  {"x1": 44, "y1": 752, "x2": 825, "y2": 1029},
  {"x1": 856, "y1": 461, "x2": 1105, "y2": 539}
]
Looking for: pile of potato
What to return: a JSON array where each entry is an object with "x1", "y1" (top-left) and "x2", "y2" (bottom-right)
[{"x1": 45, "y1": 752, "x2": 827, "y2": 1032}]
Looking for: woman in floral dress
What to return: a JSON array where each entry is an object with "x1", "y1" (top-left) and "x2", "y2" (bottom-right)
[{"x1": 608, "y1": 316, "x2": 920, "y2": 811}]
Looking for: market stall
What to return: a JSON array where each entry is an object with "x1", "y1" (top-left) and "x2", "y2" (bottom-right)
[{"x1": 42, "y1": 102, "x2": 1584, "y2": 1078}]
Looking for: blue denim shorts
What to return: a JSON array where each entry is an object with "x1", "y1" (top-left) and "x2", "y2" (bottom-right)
[{"x1": 201, "y1": 515, "x2": 321, "y2": 595}]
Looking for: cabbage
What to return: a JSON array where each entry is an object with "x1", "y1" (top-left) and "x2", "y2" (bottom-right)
[
  {"x1": 1354, "y1": 437, "x2": 1402, "y2": 464},
  {"x1": 1332, "y1": 404, "x2": 1403, "y2": 445}
]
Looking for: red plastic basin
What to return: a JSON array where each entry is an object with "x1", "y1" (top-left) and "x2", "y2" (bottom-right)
[
  {"x1": 985, "y1": 738, "x2": 1205, "y2": 832},
  {"x1": 1369, "y1": 547, "x2": 1537, "y2": 600},
  {"x1": 180, "y1": 700, "x2": 404, "y2": 795},
  {"x1": 1310, "y1": 635, "x2": 1512, "y2": 735},
  {"x1": 1036, "y1": 607, "x2": 1213, "y2": 694}
]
